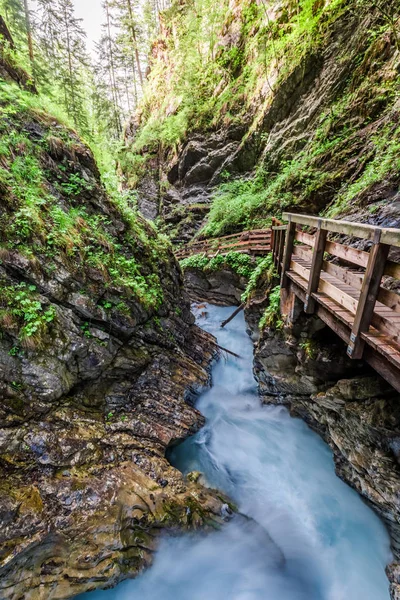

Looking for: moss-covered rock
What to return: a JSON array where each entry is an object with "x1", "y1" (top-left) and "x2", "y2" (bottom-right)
[{"x1": 0, "y1": 21, "x2": 227, "y2": 599}]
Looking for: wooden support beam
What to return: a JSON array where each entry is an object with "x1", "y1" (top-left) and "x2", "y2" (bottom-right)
[
  {"x1": 272, "y1": 226, "x2": 278, "y2": 269},
  {"x1": 281, "y1": 217, "x2": 297, "y2": 289},
  {"x1": 347, "y1": 230, "x2": 391, "y2": 360},
  {"x1": 305, "y1": 221, "x2": 327, "y2": 314}
]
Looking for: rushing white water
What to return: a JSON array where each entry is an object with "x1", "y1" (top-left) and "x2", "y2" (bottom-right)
[{"x1": 79, "y1": 304, "x2": 392, "y2": 600}]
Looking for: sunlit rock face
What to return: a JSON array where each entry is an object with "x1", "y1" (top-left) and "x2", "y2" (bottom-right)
[
  {"x1": 253, "y1": 309, "x2": 400, "y2": 599},
  {"x1": 0, "y1": 22, "x2": 225, "y2": 599}
]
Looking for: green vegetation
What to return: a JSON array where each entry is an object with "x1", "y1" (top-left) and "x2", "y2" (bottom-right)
[
  {"x1": 259, "y1": 286, "x2": 283, "y2": 331},
  {"x1": 0, "y1": 79, "x2": 170, "y2": 312},
  {"x1": 241, "y1": 253, "x2": 277, "y2": 303},
  {"x1": 131, "y1": 0, "x2": 348, "y2": 156},
  {"x1": 202, "y1": 72, "x2": 400, "y2": 235},
  {"x1": 180, "y1": 251, "x2": 257, "y2": 278},
  {"x1": 0, "y1": 282, "x2": 56, "y2": 348},
  {"x1": 120, "y1": 0, "x2": 399, "y2": 237},
  {"x1": 299, "y1": 339, "x2": 318, "y2": 360}
]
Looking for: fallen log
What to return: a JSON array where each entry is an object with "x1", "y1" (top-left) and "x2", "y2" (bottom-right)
[
  {"x1": 221, "y1": 303, "x2": 245, "y2": 328},
  {"x1": 214, "y1": 343, "x2": 242, "y2": 359}
]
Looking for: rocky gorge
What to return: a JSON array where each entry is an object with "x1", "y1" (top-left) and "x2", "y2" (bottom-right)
[
  {"x1": 1, "y1": 0, "x2": 400, "y2": 597},
  {"x1": 0, "y1": 26, "x2": 228, "y2": 598}
]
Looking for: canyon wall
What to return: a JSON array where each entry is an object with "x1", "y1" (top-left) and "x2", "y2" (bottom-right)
[
  {"x1": 122, "y1": 0, "x2": 400, "y2": 242},
  {"x1": 0, "y1": 26, "x2": 226, "y2": 598}
]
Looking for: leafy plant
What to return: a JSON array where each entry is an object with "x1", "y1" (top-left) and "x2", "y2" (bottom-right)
[
  {"x1": 0, "y1": 282, "x2": 56, "y2": 346},
  {"x1": 180, "y1": 251, "x2": 256, "y2": 278},
  {"x1": 259, "y1": 286, "x2": 283, "y2": 330},
  {"x1": 241, "y1": 253, "x2": 277, "y2": 303}
]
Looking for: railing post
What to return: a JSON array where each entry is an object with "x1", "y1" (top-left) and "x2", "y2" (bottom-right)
[
  {"x1": 272, "y1": 227, "x2": 278, "y2": 269},
  {"x1": 304, "y1": 219, "x2": 327, "y2": 314},
  {"x1": 271, "y1": 218, "x2": 277, "y2": 254},
  {"x1": 281, "y1": 217, "x2": 296, "y2": 289},
  {"x1": 347, "y1": 229, "x2": 390, "y2": 359},
  {"x1": 277, "y1": 228, "x2": 285, "y2": 275}
]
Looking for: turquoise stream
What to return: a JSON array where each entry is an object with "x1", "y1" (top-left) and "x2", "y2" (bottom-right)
[{"x1": 79, "y1": 304, "x2": 391, "y2": 600}]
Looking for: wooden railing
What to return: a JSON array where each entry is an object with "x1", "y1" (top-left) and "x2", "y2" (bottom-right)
[
  {"x1": 275, "y1": 212, "x2": 400, "y2": 392},
  {"x1": 175, "y1": 229, "x2": 272, "y2": 260}
]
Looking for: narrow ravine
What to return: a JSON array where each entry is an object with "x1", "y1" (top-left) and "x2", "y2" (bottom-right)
[{"x1": 79, "y1": 304, "x2": 392, "y2": 600}]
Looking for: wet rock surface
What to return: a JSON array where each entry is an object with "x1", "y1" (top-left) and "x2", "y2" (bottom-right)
[{"x1": 183, "y1": 266, "x2": 247, "y2": 306}]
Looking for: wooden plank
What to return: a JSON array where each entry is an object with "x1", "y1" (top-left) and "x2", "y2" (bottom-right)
[
  {"x1": 293, "y1": 245, "x2": 313, "y2": 262},
  {"x1": 295, "y1": 230, "x2": 315, "y2": 247},
  {"x1": 290, "y1": 259, "x2": 310, "y2": 282},
  {"x1": 281, "y1": 218, "x2": 297, "y2": 289},
  {"x1": 347, "y1": 236, "x2": 391, "y2": 359},
  {"x1": 288, "y1": 276, "x2": 352, "y2": 340},
  {"x1": 286, "y1": 270, "x2": 308, "y2": 291},
  {"x1": 384, "y1": 260, "x2": 400, "y2": 280},
  {"x1": 305, "y1": 224, "x2": 327, "y2": 314},
  {"x1": 325, "y1": 241, "x2": 369, "y2": 268},
  {"x1": 317, "y1": 277, "x2": 358, "y2": 314},
  {"x1": 283, "y1": 212, "x2": 400, "y2": 247},
  {"x1": 323, "y1": 262, "x2": 364, "y2": 290},
  {"x1": 378, "y1": 287, "x2": 400, "y2": 313},
  {"x1": 313, "y1": 292, "x2": 354, "y2": 328}
]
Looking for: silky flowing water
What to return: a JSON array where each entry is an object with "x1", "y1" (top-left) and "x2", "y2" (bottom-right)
[{"x1": 80, "y1": 304, "x2": 392, "y2": 600}]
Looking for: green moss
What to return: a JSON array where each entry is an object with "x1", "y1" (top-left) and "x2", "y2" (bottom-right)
[
  {"x1": 0, "y1": 80, "x2": 171, "y2": 311},
  {"x1": 259, "y1": 285, "x2": 283, "y2": 331},
  {"x1": 180, "y1": 250, "x2": 257, "y2": 278}
]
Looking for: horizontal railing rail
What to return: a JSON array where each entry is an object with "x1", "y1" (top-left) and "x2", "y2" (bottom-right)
[
  {"x1": 175, "y1": 229, "x2": 273, "y2": 260},
  {"x1": 282, "y1": 212, "x2": 400, "y2": 247}
]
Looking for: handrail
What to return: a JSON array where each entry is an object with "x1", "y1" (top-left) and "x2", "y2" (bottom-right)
[
  {"x1": 176, "y1": 228, "x2": 272, "y2": 259},
  {"x1": 282, "y1": 212, "x2": 400, "y2": 248}
]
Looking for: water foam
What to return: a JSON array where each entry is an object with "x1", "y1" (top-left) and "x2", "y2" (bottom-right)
[{"x1": 78, "y1": 304, "x2": 391, "y2": 600}]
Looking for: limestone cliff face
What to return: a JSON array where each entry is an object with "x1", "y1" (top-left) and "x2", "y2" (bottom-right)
[
  {"x1": 122, "y1": 0, "x2": 400, "y2": 241},
  {"x1": 253, "y1": 309, "x2": 400, "y2": 599},
  {"x1": 0, "y1": 27, "x2": 225, "y2": 599}
]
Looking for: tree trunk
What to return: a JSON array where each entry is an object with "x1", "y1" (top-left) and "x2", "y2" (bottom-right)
[
  {"x1": 126, "y1": 0, "x2": 144, "y2": 87},
  {"x1": 23, "y1": 0, "x2": 35, "y2": 81}
]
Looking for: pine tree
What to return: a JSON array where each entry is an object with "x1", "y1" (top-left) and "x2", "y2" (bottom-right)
[
  {"x1": 110, "y1": 0, "x2": 145, "y2": 93},
  {"x1": 22, "y1": 0, "x2": 34, "y2": 77},
  {"x1": 50, "y1": 0, "x2": 91, "y2": 135},
  {"x1": 0, "y1": 0, "x2": 25, "y2": 39}
]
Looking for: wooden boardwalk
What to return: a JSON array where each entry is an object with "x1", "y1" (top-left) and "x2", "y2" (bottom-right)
[
  {"x1": 176, "y1": 213, "x2": 400, "y2": 393},
  {"x1": 275, "y1": 213, "x2": 400, "y2": 393},
  {"x1": 175, "y1": 228, "x2": 273, "y2": 259}
]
